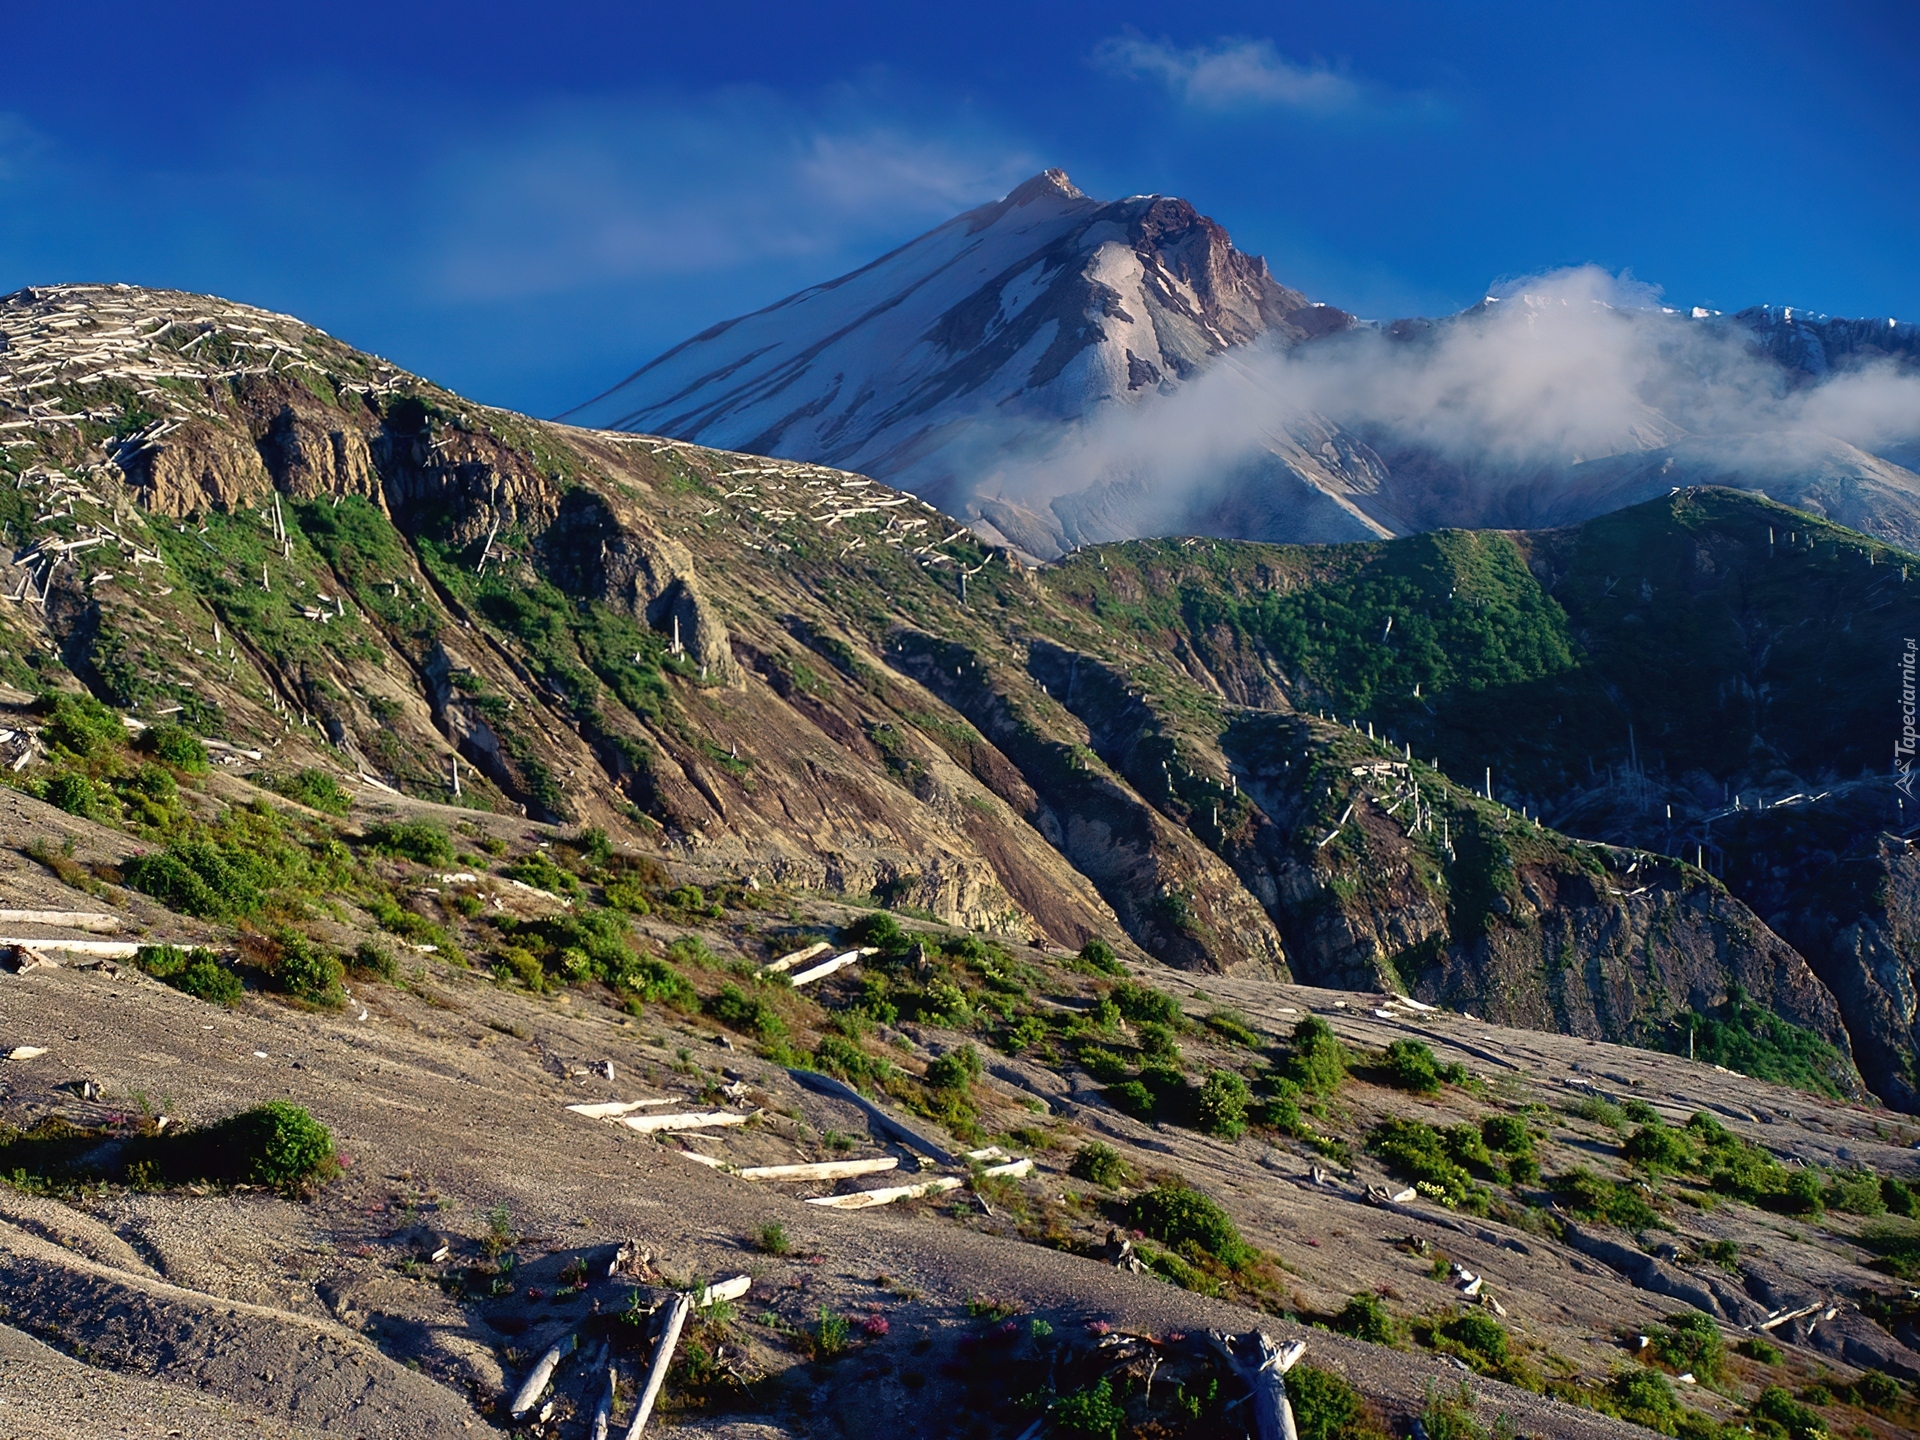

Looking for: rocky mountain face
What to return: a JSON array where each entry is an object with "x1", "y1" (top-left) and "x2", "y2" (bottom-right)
[
  {"x1": 568, "y1": 176, "x2": 1920, "y2": 561},
  {"x1": 559, "y1": 169, "x2": 1354, "y2": 535},
  {"x1": 4, "y1": 282, "x2": 1915, "y2": 1112}
]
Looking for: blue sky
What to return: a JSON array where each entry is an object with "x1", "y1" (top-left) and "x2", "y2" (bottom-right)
[{"x1": 4, "y1": 1, "x2": 1914, "y2": 417}]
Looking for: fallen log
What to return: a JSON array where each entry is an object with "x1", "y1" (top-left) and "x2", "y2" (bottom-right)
[
  {"x1": 760, "y1": 940, "x2": 830, "y2": 975},
  {"x1": 566, "y1": 1099, "x2": 676, "y2": 1119},
  {"x1": 788, "y1": 1069, "x2": 956, "y2": 1164},
  {"x1": 736, "y1": 1157, "x2": 899, "y2": 1181},
  {"x1": 624, "y1": 1292, "x2": 691, "y2": 1439},
  {"x1": 509, "y1": 1331, "x2": 577, "y2": 1418},
  {"x1": 788, "y1": 947, "x2": 875, "y2": 987},
  {"x1": 618, "y1": 1110, "x2": 752, "y2": 1134},
  {"x1": 694, "y1": 1274, "x2": 750, "y2": 1307},
  {"x1": 590, "y1": 1361, "x2": 616, "y2": 1440},
  {"x1": 0, "y1": 909, "x2": 119, "y2": 932},
  {"x1": 0, "y1": 937, "x2": 140, "y2": 957},
  {"x1": 805, "y1": 1176, "x2": 963, "y2": 1209},
  {"x1": 1206, "y1": 1332, "x2": 1306, "y2": 1440},
  {"x1": 981, "y1": 1157, "x2": 1033, "y2": 1178}
]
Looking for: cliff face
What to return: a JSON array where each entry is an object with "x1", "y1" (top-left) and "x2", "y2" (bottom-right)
[{"x1": 0, "y1": 281, "x2": 1891, "y2": 1105}]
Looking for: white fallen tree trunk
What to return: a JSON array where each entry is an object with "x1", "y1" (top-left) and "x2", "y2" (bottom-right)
[
  {"x1": 760, "y1": 940, "x2": 831, "y2": 975},
  {"x1": 788, "y1": 1069, "x2": 956, "y2": 1164},
  {"x1": 617, "y1": 1110, "x2": 752, "y2": 1134},
  {"x1": 509, "y1": 1331, "x2": 577, "y2": 1418},
  {"x1": 590, "y1": 1362, "x2": 616, "y2": 1440},
  {"x1": 0, "y1": 937, "x2": 140, "y2": 957},
  {"x1": 788, "y1": 948, "x2": 874, "y2": 987},
  {"x1": 0, "y1": 910, "x2": 120, "y2": 932},
  {"x1": 566, "y1": 1099, "x2": 676, "y2": 1118},
  {"x1": 736, "y1": 1157, "x2": 899, "y2": 1181},
  {"x1": 1206, "y1": 1332, "x2": 1305, "y2": 1440},
  {"x1": 805, "y1": 1176, "x2": 962, "y2": 1209},
  {"x1": 981, "y1": 1157, "x2": 1033, "y2": 1178},
  {"x1": 624, "y1": 1292, "x2": 691, "y2": 1439},
  {"x1": 693, "y1": 1274, "x2": 750, "y2": 1307}
]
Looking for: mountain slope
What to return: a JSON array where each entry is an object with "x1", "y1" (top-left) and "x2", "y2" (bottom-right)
[{"x1": 560, "y1": 169, "x2": 1355, "y2": 529}]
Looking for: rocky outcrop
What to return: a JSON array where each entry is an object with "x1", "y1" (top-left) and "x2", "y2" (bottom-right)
[
  {"x1": 255, "y1": 403, "x2": 380, "y2": 505},
  {"x1": 119, "y1": 421, "x2": 274, "y2": 516}
]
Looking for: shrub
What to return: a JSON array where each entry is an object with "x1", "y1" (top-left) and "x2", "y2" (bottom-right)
[
  {"x1": 40, "y1": 692, "x2": 124, "y2": 760},
  {"x1": 1735, "y1": 1336, "x2": 1782, "y2": 1364},
  {"x1": 1751, "y1": 1384, "x2": 1824, "y2": 1440},
  {"x1": 603, "y1": 879, "x2": 652, "y2": 914},
  {"x1": 1435, "y1": 1313, "x2": 1511, "y2": 1373},
  {"x1": 175, "y1": 1101, "x2": 335, "y2": 1192},
  {"x1": 348, "y1": 941, "x2": 396, "y2": 981},
  {"x1": 754, "y1": 1222, "x2": 791, "y2": 1256},
  {"x1": 272, "y1": 768, "x2": 351, "y2": 815},
  {"x1": 273, "y1": 932, "x2": 345, "y2": 1008},
  {"x1": 1077, "y1": 936, "x2": 1124, "y2": 975},
  {"x1": 43, "y1": 770, "x2": 103, "y2": 818},
  {"x1": 134, "y1": 943, "x2": 243, "y2": 1005},
  {"x1": 1069, "y1": 1142, "x2": 1134, "y2": 1189},
  {"x1": 1368, "y1": 1118, "x2": 1485, "y2": 1211},
  {"x1": 1126, "y1": 1180, "x2": 1252, "y2": 1269},
  {"x1": 1196, "y1": 1069, "x2": 1251, "y2": 1140},
  {"x1": 1621, "y1": 1098, "x2": 1660, "y2": 1124},
  {"x1": 1105, "y1": 1080, "x2": 1156, "y2": 1119},
  {"x1": 1076, "y1": 1045, "x2": 1131, "y2": 1083},
  {"x1": 363, "y1": 819, "x2": 454, "y2": 866},
  {"x1": 813, "y1": 1308, "x2": 850, "y2": 1359},
  {"x1": 1382, "y1": 1039, "x2": 1445, "y2": 1092},
  {"x1": 1549, "y1": 1167, "x2": 1657, "y2": 1229},
  {"x1": 848, "y1": 912, "x2": 906, "y2": 952},
  {"x1": 1110, "y1": 979, "x2": 1181, "y2": 1027},
  {"x1": 1825, "y1": 1169, "x2": 1887, "y2": 1216},
  {"x1": 1649, "y1": 1312, "x2": 1725, "y2": 1384},
  {"x1": 1283, "y1": 1016, "x2": 1348, "y2": 1095},
  {"x1": 1624, "y1": 1121, "x2": 1696, "y2": 1173},
  {"x1": 1050, "y1": 1377, "x2": 1124, "y2": 1439},
  {"x1": 925, "y1": 1044, "x2": 982, "y2": 1091},
  {"x1": 706, "y1": 983, "x2": 787, "y2": 1041},
  {"x1": 124, "y1": 840, "x2": 271, "y2": 918},
  {"x1": 141, "y1": 724, "x2": 209, "y2": 774},
  {"x1": 1480, "y1": 1115, "x2": 1533, "y2": 1156},
  {"x1": 1608, "y1": 1367, "x2": 1680, "y2": 1431},
  {"x1": 1288, "y1": 1364, "x2": 1391, "y2": 1440},
  {"x1": 1883, "y1": 1176, "x2": 1918, "y2": 1218},
  {"x1": 1203, "y1": 1010, "x2": 1260, "y2": 1047},
  {"x1": 1570, "y1": 1096, "x2": 1625, "y2": 1129},
  {"x1": 1137, "y1": 1021, "x2": 1182, "y2": 1062},
  {"x1": 1333, "y1": 1291, "x2": 1399, "y2": 1345}
]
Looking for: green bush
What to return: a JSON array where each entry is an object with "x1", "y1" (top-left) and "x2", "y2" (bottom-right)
[
  {"x1": 1570, "y1": 1096, "x2": 1625, "y2": 1129},
  {"x1": 1608, "y1": 1367, "x2": 1680, "y2": 1431},
  {"x1": 363, "y1": 819, "x2": 454, "y2": 866},
  {"x1": 124, "y1": 840, "x2": 270, "y2": 918},
  {"x1": 1751, "y1": 1384, "x2": 1824, "y2": 1440},
  {"x1": 1382, "y1": 1039, "x2": 1445, "y2": 1092},
  {"x1": 1105, "y1": 1080, "x2": 1156, "y2": 1119},
  {"x1": 1068, "y1": 1142, "x2": 1133, "y2": 1189},
  {"x1": 40, "y1": 692, "x2": 125, "y2": 760},
  {"x1": 134, "y1": 943, "x2": 243, "y2": 1005},
  {"x1": 347, "y1": 941, "x2": 396, "y2": 981},
  {"x1": 1288, "y1": 1364, "x2": 1391, "y2": 1440},
  {"x1": 1549, "y1": 1167, "x2": 1658, "y2": 1229},
  {"x1": 1333, "y1": 1291, "x2": 1398, "y2": 1344},
  {"x1": 1735, "y1": 1336, "x2": 1782, "y2": 1364},
  {"x1": 1821, "y1": 1169, "x2": 1884, "y2": 1215},
  {"x1": 272, "y1": 768, "x2": 351, "y2": 815},
  {"x1": 273, "y1": 932, "x2": 345, "y2": 1008},
  {"x1": 706, "y1": 983, "x2": 787, "y2": 1041},
  {"x1": 1283, "y1": 1015, "x2": 1348, "y2": 1095},
  {"x1": 1075, "y1": 1045, "x2": 1131, "y2": 1083},
  {"x1": 925, "y1": 1044, "x2": 982, "y2": 1091},
  {"x1": 1883, "y1": 1176, "x2": 1918, "y2": 1218},
  {"x1": 141, "y1": 724, "x2": 209, "y2": 774},
  {"x1": 43, "y1": 770, "x2": 104, "y2": 818},
  {"x1": 1110, "y1": 979, "x2": 1181, "y2": 1027},
  {"x1": 1480, "y1": 1115, "x2": 1533, "y2": 1156},
  {"x1": 1368, "y1": 1118, "x2": 1486, "y2": 1211},
  {"x1": 1126, "y1": 1180, "x2": 1252, "y2": 1269},
  {"x1": 1203, "y1": 1010, "x2": 1260, "y2": 1047},
  {"x1": 1621, "y1": 1098, "x2": 1661, "y2": 1124},
  {"x1": 1434, "y1": 1313, "x2": 1511, "y2": 1373},
  {"x1": 1049, "y1": 1377, "x2": 1124, "y2": 1439},
  {"x1": 1195, "y1": 1069, "x2": 1251, "y2": 1139},
  {"x1": 1649, "y1": 1312, "x2": 1725, "y2": 1384},
  {"x1": 176, "y1": 1101, "x2": 335, "y2": 1193},
  {"x1": 1677, "y1": 991, "x2": 1853, "y2": 1099},
  {"x1": 1077, "y1": 936, "x2": 1125, "y2": 975},
  {"x1": 1624, "y1": 1121, "x2": 1697, "y2": 1173},
  {"x1": 1137, "y1": 1021, "x2": 1182, "y2": 1062}
]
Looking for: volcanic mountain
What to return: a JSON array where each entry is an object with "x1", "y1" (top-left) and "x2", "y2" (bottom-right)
[{"x1": 568, "y1": 173, "x2": 1920, "y2": 560}]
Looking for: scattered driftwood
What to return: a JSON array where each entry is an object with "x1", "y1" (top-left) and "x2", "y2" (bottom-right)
[
  {"x1": 0, "y1": 909, "x2": 119, "y2": 932},
  {"x1": 760, "y1": 940, "x2": 830, "y2": 975},
  {"x1": 736, "y1": 1157, "x2": 899, "y2": 1182},
  {"x1": 566, "y1": 1099, "x2": 675, "y2": 1119},
  {"x1": 789, "y1": 1069, "x2": 957, "y2": 1164},
  {"x1": 1759, "y1": 1302, "x2": 1822, "y2": 1332},
  {"x1": 618, "y1": 1110, "x2": 752, "y2": 1134},
  {"x1": 1206, "y1": 1332, "x2": 1306, "y2": 1440},
  {"x1": 981, "y1": 1157, "x2": 1033, "y2": 1178},
  {"x1": 509, "y1": 1331, "x2": 577, "y2": 1418},
  {"x1": 624, "y1": 1292, "x2": 691, "y2": 1439},
  {"x1": 805, "y1": 1176, "x2": 963, "y2": 1209}
]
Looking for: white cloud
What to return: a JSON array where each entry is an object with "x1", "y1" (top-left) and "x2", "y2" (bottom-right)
[{"x1": 1093, "y1": 34, "x2": 1368, "y2": 113}]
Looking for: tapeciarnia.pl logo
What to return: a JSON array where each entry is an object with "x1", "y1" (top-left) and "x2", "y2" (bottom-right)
[{"x1": 1898, "y1": 637, "x2": 1918, "y2": 799}]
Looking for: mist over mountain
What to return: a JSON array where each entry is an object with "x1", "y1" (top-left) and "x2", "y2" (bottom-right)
[{"x1": 568, "y1": 172, "x2": 1920, "y2": 557}]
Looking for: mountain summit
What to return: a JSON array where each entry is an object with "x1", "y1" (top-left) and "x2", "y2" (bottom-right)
[{"x1": 560, "y1": 169, "x2": 1352, "y2": 542}]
